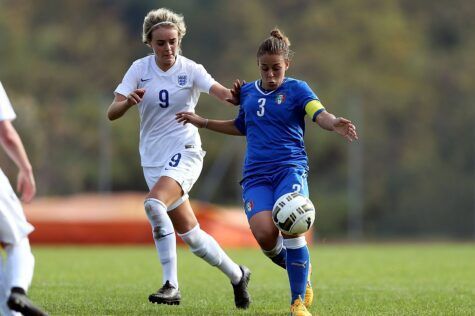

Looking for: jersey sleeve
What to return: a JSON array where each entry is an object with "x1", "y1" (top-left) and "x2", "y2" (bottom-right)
[
  {"x1": 193, "y1": 64, "x2": 217, "y2": 94},
  {"x1": 296, "y1": 81, "x2": 319, "y2": 110},
  {"x1": 114, "y1": 61, "x2": 142, "y2": 97},
  {"x1": 0, "y1": 82, "x2": 16, "y2": 122},
  {"x1": 234, "y1": 105, "x2": 246, "y2": 135}
]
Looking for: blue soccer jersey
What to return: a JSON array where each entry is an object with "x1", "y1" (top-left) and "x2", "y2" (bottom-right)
[{"x1": 234, "y1": 77, "x2": 322, "y2": 180}]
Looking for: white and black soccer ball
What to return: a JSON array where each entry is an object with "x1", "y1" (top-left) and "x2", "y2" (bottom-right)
[{"x1": 272, "y1": 192, "x2": 316, "y2": 235}]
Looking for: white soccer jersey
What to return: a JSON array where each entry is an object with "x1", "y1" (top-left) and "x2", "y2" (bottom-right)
[
  {"x1": 0, "y1": 82, "x2": 34, "y2": 243},
  {"x1": 0, "y1": 81, "x2": 16, "y2": 123},
  {"x1": 115, "y1": 55, "x2": 216, "y2": 167},
  {"x1": 0, "y1": 81, "x2": 16, "y2": 175}
]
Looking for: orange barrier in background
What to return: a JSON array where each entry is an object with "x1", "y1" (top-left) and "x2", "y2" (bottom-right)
[{"x1": 24, "y1": 193, "x2": 312, "y2": 247}]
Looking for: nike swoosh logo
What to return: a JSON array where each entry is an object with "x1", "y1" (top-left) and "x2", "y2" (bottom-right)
[{"x1": 140, "y1": 78, "x2": 151, "y2": 82}]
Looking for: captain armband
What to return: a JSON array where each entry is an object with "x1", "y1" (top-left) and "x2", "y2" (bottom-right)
[{"x1": 304, "y1": 100, "x2": 325, "y2": 122}]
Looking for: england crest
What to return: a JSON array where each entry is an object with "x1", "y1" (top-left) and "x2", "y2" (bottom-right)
[
  {"x1": 276, "y1": 94, "x2": 286, "y2": 104},
  {"x1": 177, "y1": 74, "x2": 187, "y2": 86}
]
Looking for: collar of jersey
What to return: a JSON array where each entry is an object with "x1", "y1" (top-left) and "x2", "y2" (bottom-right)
[
  {"x1": 254, "y1": 78, "x2": 287, "y2": 95},
  {"x1": 152, "y1": 54, "x2": 181, "y2": 76}
]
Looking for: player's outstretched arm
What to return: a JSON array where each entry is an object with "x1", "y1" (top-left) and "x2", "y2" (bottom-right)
[
  {"x1": 316, "y1": 111, "x2": 358, "y2": 142},
  {"x1": 209, "y1": 79, "x2": 244, "y2": 106},
  {"x1": 107, "y1": 89, "x2": 145, "y2": 120},
  {"x1": 0, "y1": 120, "x2": 36, "y2": 202},
  {"x1": 176, "y1": 112, "x2": 243, "y2": 136}
]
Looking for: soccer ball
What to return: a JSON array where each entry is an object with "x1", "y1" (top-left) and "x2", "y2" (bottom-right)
[{"x1": 272, "y1": 192, "x2": 316, "y2": 235}]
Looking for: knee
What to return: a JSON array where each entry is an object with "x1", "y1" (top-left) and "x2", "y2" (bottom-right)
[
  {"x1": 4, "y1": 238, "x2": 34, "y2": 265},
  {"x1": 178, "y1": 225, "x2": 221, "y2": 266},
  {"x1": 178, "y1": 225, "x2": 202, "y2": 249},
  {"x1": 252, "y1": 227, "x2": 280, "y2": 251},
  {"x1": 262, "y1": 235, "x2": 284, "y2": 257},
  {"x1": 4, "y1": 237, "x2": 31, "y2": 254},
  {"x1": 144, "y1": 198, "x2": 174, "y2": 239},
  {"x1": 144, "y1": 198, "x2": 166, "y2": 221}
]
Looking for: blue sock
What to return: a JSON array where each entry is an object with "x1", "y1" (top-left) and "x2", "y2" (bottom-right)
[
  {"x1": 284, "y1": 237, "x2": 310, "y2": 303},
  {"x1": 270, "y1": 247, "x2": 287, "y2": 269},
  {"x1": 262, "y1": 236, "x2": 287, "y2": 269}
]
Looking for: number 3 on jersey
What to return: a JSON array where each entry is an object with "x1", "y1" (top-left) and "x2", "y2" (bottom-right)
[
  {"x1": 159, "y1": 89, "x2": 169, "y2": 108},
  {"x1": 257, "y1": 98, "x2": 266, "y2": 117}
]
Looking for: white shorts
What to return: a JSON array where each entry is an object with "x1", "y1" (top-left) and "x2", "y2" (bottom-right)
[
  {"x1": 143, "y1": 146, "x2": 206, "y2": 211},
  {"x1": 0, "y1": 170, "x2": 34, "y2": 244}
]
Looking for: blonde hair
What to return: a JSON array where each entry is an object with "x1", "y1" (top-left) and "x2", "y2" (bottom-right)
[
  {"x1": 142, "y1": 8, "x2": 187, "y2": 44},
  {"x1": 257, "y1": 28, "x2": 293, "y2": 60}
]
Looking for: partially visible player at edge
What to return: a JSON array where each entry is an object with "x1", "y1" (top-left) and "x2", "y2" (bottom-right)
[
  {"x1": 177, "y1": 28, "x2": 358, "y2": 316},
  {"x1": 107, "y1": 8, "x2": 251, "y2": 309},
  {"x1": 0, "y1": 81, "x2": 48, "y2": 316}
]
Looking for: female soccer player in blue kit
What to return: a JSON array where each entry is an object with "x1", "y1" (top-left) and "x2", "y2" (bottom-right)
[{"x1": 176, "y1": 28, "x2": 358, "y2": 315}]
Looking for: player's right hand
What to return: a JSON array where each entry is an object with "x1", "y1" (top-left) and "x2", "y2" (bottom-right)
[
  {"x1": 17, "y1": 169, "x2": 36, "y2": 203},
  {"x1": 127, "y1": 89, "x2": 145, "y2": 106}
]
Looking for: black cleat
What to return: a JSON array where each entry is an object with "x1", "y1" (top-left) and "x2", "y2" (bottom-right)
[
  {"x1": 7, "y1": 292, "x2": 48, "y2": 316},
  {"x1": 148, "y1": 280, "x2": 181, "y2": 305},
  {"x1": 232, "y1": 265, "x2": 251, "y2": 309}
]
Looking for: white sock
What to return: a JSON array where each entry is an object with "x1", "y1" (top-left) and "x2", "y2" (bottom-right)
[
  {"x1": 262, "y1": 235, "x2": 284, "y2": 257},
  {"x1": 5, "y1": 238, "x2": 34, "y2": 291},
  {"x1": 144, "y1": 198, "x2": 178, "y2": 288},
  {"x1": 283, "y1": 236, "x2": 307, "y2": 249},
  {"x1": 178, "y1": 225, "x2": 242, "y2": 284},
  {"x1": 0, "y1": 254, "x2": 9, "y2": 316},
  {"x1": 0, "y1": 253, "x2": 22, "y2": 316}
]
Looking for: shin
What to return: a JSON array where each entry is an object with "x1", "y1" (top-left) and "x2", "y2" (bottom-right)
[
  {"x1": 4, "y1": 238, "x2": 34, "y2": 292},
  {"x1": 144, "y1": 198, "x2": 178, "y2": 287},
  {"x1": 262, "y1": 235, "x2": 287, "y2": 269},
  {"x1": 178, "y1": 225, "x2": 242, "y2": 284}
]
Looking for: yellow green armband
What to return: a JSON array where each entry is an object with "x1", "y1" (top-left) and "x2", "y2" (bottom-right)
[{"x1": 305, "y1": 100, "x2": 325, "y2": 122}]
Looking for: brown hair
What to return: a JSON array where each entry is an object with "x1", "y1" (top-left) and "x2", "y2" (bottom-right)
[
  {"x1": 142, "y1": 8, "x2": 187, "y2": 45},
  {"x1": 257, "y1": 28, "x2": 293, "y2": 60}
]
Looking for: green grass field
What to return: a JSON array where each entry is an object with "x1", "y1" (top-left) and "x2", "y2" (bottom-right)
[{"x1": 29, "y1": 243, "x2": 474, "y2": 315}]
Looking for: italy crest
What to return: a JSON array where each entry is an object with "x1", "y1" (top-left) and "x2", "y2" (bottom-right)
[
  {"x1": 275, "y1": 94, "x2": 286, "y2": 104},
  {"x1": 245, "y1": 200, "x2": 254, "y2": 213}
]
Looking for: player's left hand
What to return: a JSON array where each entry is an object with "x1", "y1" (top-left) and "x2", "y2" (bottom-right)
[
  {"x1": 175, "y1": 111, "x2": 208, "y2": 128},
  {"x1": 333, "y1": 117, "x2": 358, "y2": 142}
]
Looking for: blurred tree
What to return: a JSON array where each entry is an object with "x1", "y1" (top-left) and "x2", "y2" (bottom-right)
[{"x1": 0, "y1": 0, "x2": 473, "y2": 238}]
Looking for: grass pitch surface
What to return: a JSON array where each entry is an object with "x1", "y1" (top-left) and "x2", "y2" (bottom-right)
[{"x1": 29, "y1": 243, "x2": 474, "y2": 315}]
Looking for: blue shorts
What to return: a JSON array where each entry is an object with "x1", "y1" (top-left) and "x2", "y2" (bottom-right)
[{"x1": 241, "y1": 167, "x2": 309, "y2": 220}]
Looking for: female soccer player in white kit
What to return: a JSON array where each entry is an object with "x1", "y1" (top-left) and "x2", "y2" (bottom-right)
[
  {"x1": 0, "y1": 81, "x2": 48, "y2": 316},
  {"x1": 107, "y1": 8, "x2": 251, "y2": 309}
]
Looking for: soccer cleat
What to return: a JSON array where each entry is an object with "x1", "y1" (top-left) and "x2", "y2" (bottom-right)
[
  {"x1": 290, "y1": 296, "x2": 312, "y2": 316},
  {"x1": 304, "y1": 264, "x2": 313, "y2": 308},
  {"x1": 7, "y1": 292, "x2": 48, "y2": 316},
  {"x1": 232, "y1": 265, "x2": 251, "y2": 309},
  {"x1": 148, "y1": 280, "x2": 181, "y2": 305}
]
